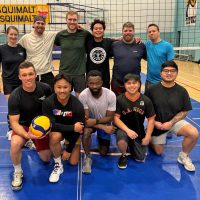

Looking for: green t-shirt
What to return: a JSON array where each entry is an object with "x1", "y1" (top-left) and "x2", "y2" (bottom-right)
[{"x1": 54, "y1": 29, "x2": 91, "y2": 75}]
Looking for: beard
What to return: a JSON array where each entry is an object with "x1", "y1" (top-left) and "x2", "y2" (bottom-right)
[{"x1": 123, "y1": 34, "x2": 134, "y2": 43}]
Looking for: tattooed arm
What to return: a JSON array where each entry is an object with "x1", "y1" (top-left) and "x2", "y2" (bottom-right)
[{"x1": 160, "y1": 111, "x2": 188, "y2": 131}]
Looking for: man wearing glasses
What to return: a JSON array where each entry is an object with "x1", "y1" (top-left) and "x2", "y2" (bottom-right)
[{"x1": 145, "y1": 60, "x2": 199, "y2": 172}]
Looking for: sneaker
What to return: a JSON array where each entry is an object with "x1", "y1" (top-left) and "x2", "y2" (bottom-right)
[
  {"x1": 49, "y1": 163, "x2": 64, "y2": 183},
  {"x1": 6, "y1": 130, "x2": 12, "y2": 141},
  {"x1": 118, "y1": 155, "x2": 128, "y2": 169},
  {"x1": 82, "y1": 155, "x2": 92, "y2": 174},
  {"x1": 177, "y1": 152, "x2": 195, "y2": 172},
  {"x1": 11, "y1": 171, "x2": 23, "y2": 191},
  {"x1": 24, "y1": 140, "x2": 36, "y2": 150},
  {"x1": 135, "y1": 158, "x2": 146, "y2": 163}
]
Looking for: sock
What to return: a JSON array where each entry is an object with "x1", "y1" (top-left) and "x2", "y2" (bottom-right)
[
  {"x1": 13, "y1": 164, "x2": 23, "y2": 173},
  {"x1": 181, "y1": 151, "x2": 188, "y2": 157},
  {"x1": 54, "y1": 156, "x2": 62, "y2": 166}
]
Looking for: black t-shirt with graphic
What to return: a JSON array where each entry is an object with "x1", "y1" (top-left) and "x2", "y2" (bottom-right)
[
  {"x1": 116, "y1": 93, "x2": 155, "y2": 140},
  {"x1": 86, "y1": 38, "x2": 114, "y2": 88},
  {"x1": 42, "y1": 93, "x2": 85, "y2": 152}
]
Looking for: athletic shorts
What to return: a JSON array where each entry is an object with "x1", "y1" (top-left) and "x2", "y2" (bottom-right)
[
  {"x1": 37, "y1": 72, "x2": 54, "y2": 91},
  {"x1": 70, "y1": 74, "x2": 86, "y2": 93},
  {"x1": 65, "y1": 137, "x2": 81, "y2": 145},
  {"x1": 151, "y1": 120, "x2": 190, "y2": 145},
  {"x1": 97, "y1": 129, "x2": 111, "y2": 147},
  {"x1": 116, "y1": 129, "x2": 146, "y2": 161},
  {"x1": 2, "y1": 80, "x2": 21, "y2": 95},
  {"x1": 12, "y1": 126, "x2": 49, "y2": 152}
]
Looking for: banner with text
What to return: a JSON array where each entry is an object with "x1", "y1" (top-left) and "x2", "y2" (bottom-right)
[{"x1": 0, "y1": 4, "x2": 50, "y2": 24}]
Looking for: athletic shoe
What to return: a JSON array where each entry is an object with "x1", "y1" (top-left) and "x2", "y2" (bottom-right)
[
  {"x1": 49, "y1": 163, "x2": 64, "y2": 183},
  {"x1": 82, "y1": 155, "x2": 92, "y2": 174},
  {"x1": 6, "y1": 130, "x2": 12, "y2": 141},
  {"x1": 177, "y1": 152, "x2": 195, "y2": 171},
  {"x1": 118, "y1": 155, "x2": 128, "y2": 169},
  {"x1": 11, "y1": 171, "x2": 23, "y2": 191},
  {"x1": 24, "y1": 139, "x2": 36, "y2": 150}
]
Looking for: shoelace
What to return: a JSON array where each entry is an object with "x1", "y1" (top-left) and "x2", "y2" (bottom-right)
[
  {"x1": 14, "y1": 173, "x2": 22, "y2": 183},
  {"x1": 53, "y1": 164, "x2": 60, "y2": 174}
]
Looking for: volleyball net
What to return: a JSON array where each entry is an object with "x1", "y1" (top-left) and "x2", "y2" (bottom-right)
[{"x1": 0, "y1": 0, "x2": 199, "y2": 62}]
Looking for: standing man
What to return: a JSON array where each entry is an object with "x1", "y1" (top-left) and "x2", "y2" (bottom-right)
[
  {"x1": 114, "y1": 73, "x2": 155, "y2": 169},
  {"x1": 54, "y1": 10, "x2": 91, "y2": 96},
  {"x1": 8, "y1": 61, "x2": 52, "y2": 191},
  {"x1": 145, "y1": 23, "x2": 174, "y2": 90},
  {"x1": 145, "y1": 60, "x2": 199, "y2": 171},
  {"x1": 42, "y1": 73, "x2": 85, "y2": 183},
  {"x1": 111, "y1": 22, "x2": 146, "y2": 96},
  {"x1": 79, "y1": 70, "x2": 116, "y2": 174},
  {"x1": 19, "y1": 15, "x2": 56, "y2": 89},
  {"x1": 86, "y1": 19, "x2": 114, "y2": 89}
]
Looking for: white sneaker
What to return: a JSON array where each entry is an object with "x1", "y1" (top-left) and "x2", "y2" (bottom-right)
[
  {"x1": 6, "y1": 130, "x2": 12, "y2": 140},
  {"x1": 24, "y1": 139, "x2": 36, "y2": 150},
  {"x1": 177, "y1": 152, "x2": 195, "y2": 171},
  {"x1": 11, "y1": 171, "x2": 23, "y2": 191},
  {"x1": 49, "y1": 163, "x2": 64, "y2": 183},
  {"x1": 82, "y1": 155, "x2": 92, "y2": 174}
]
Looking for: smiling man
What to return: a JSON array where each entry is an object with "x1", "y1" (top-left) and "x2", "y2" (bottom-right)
[
  {"x1": 145, "y1": 60, "x2": 199, "y2": 171},
  {"x1": 19, "y1": 15, "x2": 56, "y2": 90},
  {"x1": 114, "y1": 73, "x2": 155, "y2": 169},
  {"x1": 8, "y1": 61, "x2": 52, "y2": 191},
  {"x1": 54, "y1": 10, "x2": 91, "y2": 96},
  {"x1": 42, "y1": 73, "x2": 85, "y2": 183},
  {"x1": 86, "y1": 19, "x2": 114, "y2": 89},
  {"x1": 111, "y1": 22, "x2": 146, "y2": 96}
]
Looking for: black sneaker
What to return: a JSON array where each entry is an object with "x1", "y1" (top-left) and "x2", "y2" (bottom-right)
[{"x1": 118, "y1": 155, "x2": 127, "y2": 169}]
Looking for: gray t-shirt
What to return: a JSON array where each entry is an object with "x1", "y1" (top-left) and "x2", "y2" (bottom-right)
[{"x1": 79, "y1": 87, "x2": 116, "y2": 119}]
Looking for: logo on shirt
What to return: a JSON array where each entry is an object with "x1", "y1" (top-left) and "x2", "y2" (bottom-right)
[
  {"x1": 18, "y1": 52, "x2": 24, "y2": 56},
  {"x1": 38, "y1": 95, "x2": 46, "y2": 101},
  {"x1": 140, "y1": 101, "x2": 144, "y2": 106},
  {"x1": 53, "y1": 109, "x2": 73, "y2": 117},
  {"x1": 90, "y1": 47, "x2": 106, "y2": 64}
]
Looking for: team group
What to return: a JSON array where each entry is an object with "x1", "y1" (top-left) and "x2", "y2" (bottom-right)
[{"x1": 0, "y1": 10, "x2": 199, "y2": 191}]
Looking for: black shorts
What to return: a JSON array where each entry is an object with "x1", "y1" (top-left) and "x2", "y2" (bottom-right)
[
  {"x1": 70, "y1": 74, "x2": 86, "y2": 93},
  {"x1": 2, "y1": 80, "x2": 21, "y2": 95},
  {"x1": 116, "y1": 129, "x2": 146, "y2": 161},
  {"x1": 37, "y1": 72, "x2": 54, "y2": 90}
]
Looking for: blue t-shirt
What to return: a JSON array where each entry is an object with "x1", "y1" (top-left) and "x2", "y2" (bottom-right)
[{"x1": 145, "y1": 40, "x2": 174, "y2": 83}]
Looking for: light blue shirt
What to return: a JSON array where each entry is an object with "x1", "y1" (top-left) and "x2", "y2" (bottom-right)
[{"x1": 145, "y1": 40, "x2": 174, "y2": 83}]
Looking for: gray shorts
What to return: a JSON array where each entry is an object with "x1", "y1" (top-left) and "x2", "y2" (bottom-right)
[
  {"x1": 151, "y1": 120, "x2": 190, "y2": 145},
  {"x1": 116, "y1": 129, "x2": 146, "y2": 161}
]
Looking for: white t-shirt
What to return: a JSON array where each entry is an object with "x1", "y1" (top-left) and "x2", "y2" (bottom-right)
[
  {"x1": 79, "y1": 87, "x2": 116, "y2": 119},
  {"x1": 19, "y1": 31, "x2": 57, "y2": 75}
]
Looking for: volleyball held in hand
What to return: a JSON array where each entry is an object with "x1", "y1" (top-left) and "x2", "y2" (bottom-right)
[{"x1": 29, "y1": 116, "x2": 52, "y2": 138}]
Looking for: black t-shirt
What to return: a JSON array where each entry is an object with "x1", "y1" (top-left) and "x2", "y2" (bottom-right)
[
  {"x1": 42, "y1": 93, "x2": 85, "y2": 152},
  {"x1": 0, "y1": 44, "x2": 26, "y2": 84},
  {"x1": 116, "y1": 93, "x2": 155, "y2": 140},
  {"x1": 145, "y1": 82, "x2": 192, "y2": 136},
  {"x1": 8, "y1": 82, "x2": 52, "y2": 127},
  {"x1": 86, "y1": 38, "x2": 114, "y2": 88}
]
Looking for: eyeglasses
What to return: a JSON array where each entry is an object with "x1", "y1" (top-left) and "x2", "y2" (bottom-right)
[{"x1": 162, "y1": 69, "x2": 177, "y2": 73}]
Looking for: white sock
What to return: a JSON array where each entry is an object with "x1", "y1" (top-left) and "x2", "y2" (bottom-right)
[
  {"x1": 13, "y1": 164, "x2": 22, "y2": 173},
  {"x1": 54, "y1": 156, "x2": 62, "y2": 166},
  {"x1": 181, "y1": 151, "x2": 188, "y2": 157}
]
